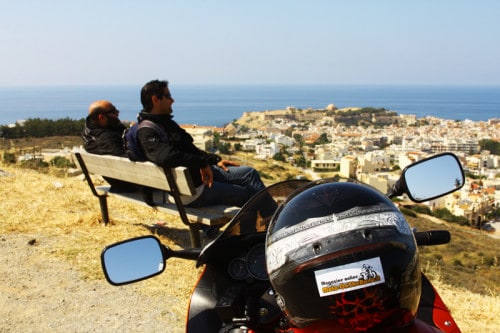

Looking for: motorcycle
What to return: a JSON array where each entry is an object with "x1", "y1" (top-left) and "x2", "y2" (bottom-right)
[{"x1": 101, "y1": 152, "x2": 464, "y2": 333}]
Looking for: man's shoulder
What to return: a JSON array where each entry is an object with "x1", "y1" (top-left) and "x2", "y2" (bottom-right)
[
  {"x1": 136, "y1": 120, "x2": 169, "y2": 143},
  {"x1": 137, "y1": 120, "x2": 164, "y2": 133},
  {"x1": 86, "y1": 127, "x2": 122, "y2": 141},
  {"x1": 139, "y1": 118, "x2": 161, "y2": 127}
]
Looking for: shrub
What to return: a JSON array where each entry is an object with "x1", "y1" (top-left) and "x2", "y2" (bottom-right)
[
  {"x1": 50, "y1": 156, "x2": 76, "y2": 168},
  {"x1": 483, "y1": 256, "x2": 496, "y2": 267},
  {"x1": 20, "y1": 159, "x2": 49, "y2": 171},
  {"x1": 259, "y1": 171, "x2": 273, "y2": 180},
  {"x1": 400, "y1": 207, "x2": 417, "y2": 217},
  {"x1": 3, "y1": 152, "x2": 16, "y2": 164},
  {"x1": 411, "y1": 205, "x2": 432, "y2": 215}
]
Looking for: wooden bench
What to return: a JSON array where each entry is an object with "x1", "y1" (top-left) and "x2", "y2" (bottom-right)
[{"x1": 73, "y1": 151, "x2": 239, "y2": 247}]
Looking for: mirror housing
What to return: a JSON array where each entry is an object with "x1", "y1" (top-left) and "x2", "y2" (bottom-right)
[
  {"x1": 101, "y1": 236, "x2": 166, "y2": 286},
  {"x1": 388, "y1": 152, "x2": 465, "y2": 202}
]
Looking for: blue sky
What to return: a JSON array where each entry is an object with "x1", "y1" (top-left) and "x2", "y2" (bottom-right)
[{"x1": 1, "y1": 0, "x2": 499, "y2": 86}]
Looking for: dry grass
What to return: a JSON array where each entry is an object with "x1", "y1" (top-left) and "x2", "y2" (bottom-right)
[
  {"x1": 0, "y1": 163, "x2": 202, "y2": 324},
  {"x1": 432, "y1": 278, "x2": 499, "y2": 332},
  {"x1": 406, "y1": 215, "x2": 499, "y2": 296}
]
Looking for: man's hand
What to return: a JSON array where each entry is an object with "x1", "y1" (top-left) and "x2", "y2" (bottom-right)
[
  {"x1": 216, "y1": 159, "x2": 240, "y2": 171},
  {"x1": 200, "y1": 165, "x2": 214, "y2": 188}
]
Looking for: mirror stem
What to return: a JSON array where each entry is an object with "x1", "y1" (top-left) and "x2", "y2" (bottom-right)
[
  {"x1": 387, "y1": 178, "x2": 406, "y2": 199},
  {"x1": 165, "y1": 246, "x2": 201, "y2": 261}
]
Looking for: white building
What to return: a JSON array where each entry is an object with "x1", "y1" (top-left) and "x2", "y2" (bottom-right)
[
  {"x1": 340, "y1": 156, "x2": 357, "y2": 178},
  {"x1": 274, "y1": 134, "x2": 295, "y2": 148},
  {"x1": 241, "y1": 138, "x2": 266, "y2": 151},
  {"x1": 255, "y1": 142, "x2": 279, "y2": 159}
]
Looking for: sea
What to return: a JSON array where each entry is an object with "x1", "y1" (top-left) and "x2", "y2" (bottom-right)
[{"x1": 0, "y1": 85, "x2": 499, "y2": 127}]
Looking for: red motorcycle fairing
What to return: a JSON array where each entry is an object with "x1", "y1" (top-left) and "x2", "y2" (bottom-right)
[
  {"x1": 283, "y1": 318, "x2": 445, "y2": 333},
  {"x1": 417, "y1": 274, "x2": 461, "y2": 333}
]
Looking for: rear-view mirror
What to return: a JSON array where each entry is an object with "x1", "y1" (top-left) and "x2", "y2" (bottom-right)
[
  {"x1": 101, "y1": 236, "x2": 165, "y2": 286},
  {"x1": 403, "y1": 153, "x2": 464, "y2": 202}
]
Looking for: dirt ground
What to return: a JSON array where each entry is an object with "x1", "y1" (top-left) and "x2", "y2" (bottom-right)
[{"x1": 0, "y1": 233, "x2": 185, "y2": 333}]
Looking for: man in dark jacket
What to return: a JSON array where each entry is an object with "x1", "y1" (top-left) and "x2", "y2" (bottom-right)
[
  {"x1": 136, "y1": 80, "x2": 266, "y2": 208},
  {"x1": 82, "y1": 100, "x2": 138, "y2": 192}
]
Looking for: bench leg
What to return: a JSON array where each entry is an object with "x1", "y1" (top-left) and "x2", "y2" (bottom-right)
[
  {"x1": 188, "y1": 224, "x2": 201, "y2": 248},
  {"x1": 98, "y1": 196, "x2": 110, "y2": 225}
]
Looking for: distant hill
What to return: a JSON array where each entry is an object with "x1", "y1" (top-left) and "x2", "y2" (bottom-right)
[{"x1": 232, "y1": 107, "x2": 401, "y2": 129}]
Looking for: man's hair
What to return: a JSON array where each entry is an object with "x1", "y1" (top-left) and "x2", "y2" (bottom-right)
[{"x1": 141, "y1": 79, "x2": 169, "y2": 113}]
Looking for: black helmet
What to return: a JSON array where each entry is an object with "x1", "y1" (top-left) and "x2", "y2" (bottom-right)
[{"x1": 265, "y1": 179, "x2": 420, "y2": 332}]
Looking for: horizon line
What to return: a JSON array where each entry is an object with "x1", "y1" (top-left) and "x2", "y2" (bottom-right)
[{"x1": 1, "y1": 83, "x2": 500, "y2": 89}]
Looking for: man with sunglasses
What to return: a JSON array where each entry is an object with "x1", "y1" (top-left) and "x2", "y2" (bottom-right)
[
  {"x1": 135, "y1": 79, "x2": 268, "y2": 208},
  {"x1": 82, "y1": 100, "x2": 138, "y2": 192}
]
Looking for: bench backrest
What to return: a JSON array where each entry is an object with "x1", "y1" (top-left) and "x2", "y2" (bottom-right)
[{"x1": 74, "y1": 151, "x2": 196, "y2": 196}]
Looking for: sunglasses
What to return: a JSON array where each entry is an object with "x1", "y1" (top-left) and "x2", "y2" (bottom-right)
[{"x1": 104, "y1": 107, "x2": 119, "y2": 114}]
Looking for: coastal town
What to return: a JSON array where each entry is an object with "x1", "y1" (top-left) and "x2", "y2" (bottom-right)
[{"x1": 183, "y1": 105, "x2": 500, "y2": 230}]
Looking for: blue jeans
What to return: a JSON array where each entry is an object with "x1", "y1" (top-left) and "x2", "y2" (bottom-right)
[{"x1": 188, "y1": 165, "x2": 265, "y2": 207}]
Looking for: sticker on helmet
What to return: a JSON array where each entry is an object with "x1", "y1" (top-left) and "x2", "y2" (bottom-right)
[{"x1": 314, "y1": 257, "x2": 385, "y2": 297}]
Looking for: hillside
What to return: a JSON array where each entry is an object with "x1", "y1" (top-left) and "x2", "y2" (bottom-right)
[
  {"x1": 231, "y1": 106, "x2": 399, "y2": 129},
  {"x1": 0, "y1": 137, "x2": 499, "y2": 332},
  {"x1": 406, "y1": 215, "x2": 499, "y2": 296}
]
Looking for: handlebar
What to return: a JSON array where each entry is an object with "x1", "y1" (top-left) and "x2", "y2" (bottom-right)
[{"x1": 414, "y1": 230, "x2": 450, "y2": 246}]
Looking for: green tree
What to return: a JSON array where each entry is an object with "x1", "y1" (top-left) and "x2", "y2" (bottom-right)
[
  {"x1": 213, "y1": 132, "x2": 221, "y2": 147},
  {"x1": 217, "y1": 142, "x2": 231, "y2": 154},
  {"x1": 294, "y1": 154, "x2": 307, "y2": 168},
  {"x1": 239, "y1": 125, "x2": 250, "y2": 134},
  {"x1": 272, "y1": 152, "x2": 286, "y2": 162},
  {"x1": 293, "y1": 133, "x2": 304, "y2": 147},
  {"x1": 479, "y1": 139, "x2": 500, "y2": 155},
  {"x1": 0, "y1": 118, "x2": 85, "y2": 139},
  {"x1": 314, "y1": 133, "x2": 330, "y2": 145}
]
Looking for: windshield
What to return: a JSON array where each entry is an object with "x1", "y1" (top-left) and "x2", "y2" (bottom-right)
[{"x1": 197, "y1": 179, "x2": 309, "y2": 265}]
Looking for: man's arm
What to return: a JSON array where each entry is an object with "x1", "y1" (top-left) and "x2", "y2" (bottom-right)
[
  {"x1": 216, "y1": 159, "x2": 241, "y2": 171},
  {"x1": 200, "y1": 165, "x2": 214, "y2": 188}
]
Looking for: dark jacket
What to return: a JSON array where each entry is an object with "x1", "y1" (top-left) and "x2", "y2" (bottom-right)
[
  {"x1": 136, "y1": 112, "x2": 221, "y2": 187},
  {"x1": 82, "y1": 117, "x2": 138, "y2": 192},
  {"x1": 82, "y1": 117, "x2": 127, "y2": 156}
]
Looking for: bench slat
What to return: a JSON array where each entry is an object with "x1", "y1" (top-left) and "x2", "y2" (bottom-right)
[
  {"x1": 98, "y1": 187, "x2": 239, "y2": 226},
  {"x1": 77, "y1": 151, "x2": 196, "y2": 196}
]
